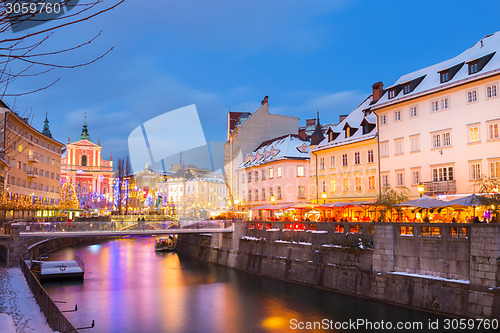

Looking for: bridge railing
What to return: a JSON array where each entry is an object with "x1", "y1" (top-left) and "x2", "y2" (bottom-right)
[{"x1": 18, "y1": 219, "x2": 233, "y2": 234}]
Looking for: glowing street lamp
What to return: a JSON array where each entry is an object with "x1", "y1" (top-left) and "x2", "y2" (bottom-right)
[
  {"x1": 321, "y1": 192, "x2": 327, "y2": 204},
  {"x1": 417, "y1": 183, "x2": 425, "y2": 197},
  {"x1": 270, "y1": 195, "x2": 276, "y2": 204}
]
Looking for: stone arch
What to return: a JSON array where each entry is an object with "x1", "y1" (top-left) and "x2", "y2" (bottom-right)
[{"x1": 0, "y1": 244, "x2": 8, "y2": 266}]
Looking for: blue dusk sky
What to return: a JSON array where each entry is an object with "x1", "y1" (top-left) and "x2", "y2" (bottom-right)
[{"x1": 3, "y1": 0, "x2": 500, "y2": 164}]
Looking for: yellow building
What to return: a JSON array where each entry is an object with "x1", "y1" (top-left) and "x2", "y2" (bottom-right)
[
  {"x1": 0, "y1": 104, "x2": 64, "y2": 219},
  {"x1": 310, "y1": 97, "x2": 379, "y2": 204}
]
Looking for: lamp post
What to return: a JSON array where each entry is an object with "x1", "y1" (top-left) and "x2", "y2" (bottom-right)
[
  {"x1": 417, "y1": 183, "x2": 425, "y2": 197},
  {"x1": 321, "y1": 192, "x2": 327, "y2": 220}
]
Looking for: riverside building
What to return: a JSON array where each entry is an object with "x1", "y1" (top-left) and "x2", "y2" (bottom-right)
[{"x1": 371, "y1": 32, "x2": 500, "y2": 198}]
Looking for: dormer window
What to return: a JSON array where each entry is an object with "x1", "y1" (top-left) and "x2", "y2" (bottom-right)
[
  {"x1": 403, "y1": 84, "x2": 411, "y2": 94},
  {"x1": 469, "y1": 61, "x2": 479, "y2": 74},
  {"x1": 326, "y1": 128, "x2": 340, "y2": 142},
  {"x1": 440, "y1": 72, "x2": 449, "y2": 83},
  {"x1": 467, "y1": 52, "x2": 495, "y2": 75},
  {"x1": 328, "y1": 131, "x2": 334, "y2": 142},
  {"x1": 388, "y1": 89, "x2": 395, "y2": 99}
]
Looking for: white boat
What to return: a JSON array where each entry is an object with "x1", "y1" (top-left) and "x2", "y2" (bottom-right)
[{"x1": 154, "y1": 237, "x2": 175, "y2": 251}]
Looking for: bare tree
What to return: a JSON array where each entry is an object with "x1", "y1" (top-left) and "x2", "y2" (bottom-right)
[{"x1": 0, "y1": 0, "x2": 124, "y2": 97}]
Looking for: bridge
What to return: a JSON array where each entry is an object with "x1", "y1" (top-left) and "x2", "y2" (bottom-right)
[{"x1": 15, "y1": 220, "x2": 234, "y2": 238}]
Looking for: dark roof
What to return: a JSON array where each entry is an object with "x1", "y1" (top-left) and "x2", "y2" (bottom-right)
[
  {"x1": 310, "y1": 113, "x2": 324, "y2": 146},
  {"x1": 228, "y1": 111, "x2": 252, "y2": 134}
]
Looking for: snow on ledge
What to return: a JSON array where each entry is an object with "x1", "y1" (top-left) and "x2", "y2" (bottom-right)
[
  {"x1": 240, "y1": 236, "x2": 266, "y2": 241},
  {"x1": 388, "y1": 271, "x2": 470, "y2": 284},
  {"x1": 322, "y1": 244, "x2": 342, "y2": 248},
  {"x1": 266, "y1": 228, "x2": 280, "y2": 232},
  {"x1": 306, "y1": 230, "x2": 328, "y2": 233},
  {"x1": 274, "y1": 240, "x2": 291, "y2": 244}
]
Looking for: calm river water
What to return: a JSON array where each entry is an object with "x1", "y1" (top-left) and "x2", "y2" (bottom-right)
[{"x1": 43, "y1": 237, "x2": 444, "y2": 332}]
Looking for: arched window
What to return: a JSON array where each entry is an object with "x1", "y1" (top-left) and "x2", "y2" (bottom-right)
[{"x1": 82, "y1": 155, "x2": 87, "y2": 166}]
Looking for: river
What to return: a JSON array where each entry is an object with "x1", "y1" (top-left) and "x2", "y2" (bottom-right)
[{"x1": 42, "y1": 237, "x2": 444, "y2": 332}]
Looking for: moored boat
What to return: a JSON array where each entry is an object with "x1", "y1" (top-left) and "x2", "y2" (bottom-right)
[{"x1": 154, "y1": 237, "x2": 175, "y2": 251}]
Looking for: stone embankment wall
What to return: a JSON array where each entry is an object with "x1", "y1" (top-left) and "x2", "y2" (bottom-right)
[{"x1": 176, "y1": 221, "x2": 499, "y2": 319}]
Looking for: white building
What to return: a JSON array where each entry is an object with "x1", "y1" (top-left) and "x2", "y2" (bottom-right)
[{"x1": 371, "y1": 32, "x2": 500, "y2": 198}]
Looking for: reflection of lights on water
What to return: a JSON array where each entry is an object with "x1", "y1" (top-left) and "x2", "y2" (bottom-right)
[
  {"x1": 260, "y1": 316, "x2": 287, "y2": 329},
  {"x1": 88, "y1": 244, "x2": 102, "y2": 253}
]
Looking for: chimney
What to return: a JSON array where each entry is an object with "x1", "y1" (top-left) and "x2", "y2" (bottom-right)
[
  {"x1": 339, "y1": 115, "x2": 348, "y2": 122},
  {"x1": 298, "y1": 128, "x2": 306, "y2": 140},
  {"x1": 261, "y1": 96, "x2": 269, "y2": 105},
  {"x1": 372, "y1": 81, "x2": 384, "y2": 103},
  {"x1": 306, "y1": 118, "x2": 316, "y2": 126}
]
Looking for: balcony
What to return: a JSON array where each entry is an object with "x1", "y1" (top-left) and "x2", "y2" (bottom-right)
[
  {"x1": 27, "y1": 170, "x2": 39, "y2": 178},
  {"x1": 27, "y1": 155, "x2": 40, "y2": 163},
  {"x1": 421, "y1": 180, "x2": 456, "y2": 194}
]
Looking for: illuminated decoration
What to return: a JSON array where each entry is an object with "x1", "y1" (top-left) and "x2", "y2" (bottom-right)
[
  {"x1": 59, "y1": 182, "x2": 80, "y2": 209},
  {"x1": 144, "y1": 192, "x2": 153, "y2": 207},
  {"x1": 113, "y1": 178, "x2": 130, "y2": 208}
]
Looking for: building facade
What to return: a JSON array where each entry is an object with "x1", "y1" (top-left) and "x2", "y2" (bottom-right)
[
  {"x1": 310, "y1": 97, "x2": 379, "y2": 203},
  {"x1": 372, "y1": 32, "x2": 500, "y2": 198},
  {"x1": 224, "y1": 96, "x2": 300, "y2": 205},
  {"x1": 61, "y1": 119, "x2": 113, "y2": 209},
  {"x1": 237, "y1": 134, "x2": 310, "y2": 219},
  {"x1": 0, "y1": 106, "x2": 64, "y2": 217}
]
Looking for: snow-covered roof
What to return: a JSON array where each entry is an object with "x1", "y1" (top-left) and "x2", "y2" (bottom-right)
[
  {"x1": 313, "y1": 96, "x2": 376, "y2": 151},
  {"x1": 373, "y1": 31, "x2": 500, "y2": 108},
  {"x1": 238, "y1": 134, "x2": 309, "y2": 169}
]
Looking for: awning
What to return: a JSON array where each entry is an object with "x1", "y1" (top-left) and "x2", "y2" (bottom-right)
[{"x1": 395, "y1": 196, "x2": 448, "y2": 208}]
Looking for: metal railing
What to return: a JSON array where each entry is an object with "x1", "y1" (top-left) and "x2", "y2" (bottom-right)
[
  {"x1": 19, "y1": 257, "x2": 78, "y2": 333},
  {"x1": 421, "y1": 180, "x2": 456, "y2": 194},
  {"x1": 18, "y1": 219, "x2": 233, "y2": 235}
]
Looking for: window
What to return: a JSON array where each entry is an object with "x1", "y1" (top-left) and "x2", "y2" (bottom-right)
[
  {"x1": 261, "y1": 170, "x2": 266, "y2": 180},
  {"x1": 368, "y1": 176, "x2": 375, "y2": 190},
  {"x1": 395, "y1": 139, "x2": 404, "y2": 155},
  {"x1": 45, "y1": 171, "x2": 49, "y2": 177},
  {"x1": 254, "y1": 189, "x2": 259, "y2": 201},
  {"x1": 277, "y1": 186, "x2": 282, "y2": 199},
  {"x1": 269, "y1": 187, "x2": 274, "y2": 198},
  {"x1": 354, "y1": 152, "x2": 360, "y2": 165},
  {"x1": 277, "y1": 167, "x2": 282, "y2": 178},
  {"x1": 388, "y1": 90, "x2": 395, "y2": 99},
  {"x1": 269, "y1": 168, "x2": 274, "y2": 179},
  {"x1": 255, "y1": 171, "x2": 258, "y2": 181},
  {"x1": 394, "y1": 110, "x2": 401, "y2": 122},
  {"x1": 443, "y1": 132, "x2": 451, "y2": 146},
  {"x1": 297, "y1": 165, "x2": 305, "y2": 177},
  {"x1": 403, "y1": 84, "x2": 411, "y2": 94},
  {"x1": 431, "y1": 97, "x2": 450, "y2": 112},
  {"x1": 432, "y1": 166, "x2": 454, "y2": 181},
  {"x1": 330, "y1": 156, "x2": 335, "y2": 168},
  {"x1": 367, "y1": 150, "x2": 374, "y2": 163},
  {"x1": 381, "y1": 174, "x2": 389, "y2": 188},
  {"x1": 396, "y1": 172, "x2": 404, "y2": 186},
  {"x1": 321, "y1": 181, "x2": 326, "y2": 193},
  {"x1": 440, "y1": 72, "x2": 449, "y2": 83},
  {"x1": 470, "y1": 163, "x2": 481, "y2": 180},
  {"x1": 432, "y1": 131, "x2": 452, "y2": 148},
  {"x1": 18, "y1": 161, "x2": 21, "y2": 169},
  {"x1": 355, "y1": 177, "x2": 362, "y2": 191},
  {"x1": 342, "y1": 154, "x2": 348, "y2": 167},
  {"x1": 410, "y1": 105, "x2": 418, "y2": 118},
  {"x1": 486, "y1": 84, "x2": 498, "y2": 99},
  {"x1": 262, "y1": 188, "x2": 266, "y2": 201},
  {"x1": 248, "y1": 172, "x2": 252, "y2": 182},
  {"x1": 469, "y1": 61, "x2": 479, "y2": 74},
  {"x1": 432, "y1": 134, "x2": 441, "y2": 148},
  {"x1": 241, "y1": 173, "x2": 245, "y2": 183},
  {"x1": 342, "y1": 178, "x2": 349, "y2": 192},
  {"x1": 488, "y1": 123, "x2": 500, "y2": 140},
  {"x1": 331, "y1": 180, "x2": 336, "y2": 193},
  {"x1": 412, "y1": 170, "x2": 420, "y2": 185},
  {"x1": 298, "y1": 186, "x2": 305, "y2": 199},
  {"x1": 490, "y1": 161, "x2": 500, "y2": 178},
  {"x1": 82, "y1": 155, "x2": 87, "y2": 166},
  {"x1": 468, "y1": 126, "x2": 480, "y2": 143},
  {"x1": 380, "y1": 114, "x2": 387, "y2": 125},
  {"x1": 50, "y1": 172, "x2": 54, "y2": 179},
  {"x1": 23, "y1": 163, "x2": 27, "y2": 171},
  {"x1": 248, "y1": 191, "x2": 252, "y2": 201},
  {"x1": 410, "y1": 136, "x2": 420, "y2": 152},
  {"x1": 380, "y1": 142, "x2": 389, "y2": 157},
  {"x1": 319, "y1": 158, "x2": 325, "y2": 170},
  {"x1": 467, "y1": 89, "x2": 478, "y2": 103}
]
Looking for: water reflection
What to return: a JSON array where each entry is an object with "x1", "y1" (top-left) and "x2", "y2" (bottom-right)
[{"x1": 43, "y1": 237, "x2": 443, "y2": 332}]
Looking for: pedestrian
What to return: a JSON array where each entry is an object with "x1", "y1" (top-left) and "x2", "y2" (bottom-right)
[{"x1": 473, "y1": 216, "x2": 480, "y2": 224}]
